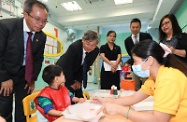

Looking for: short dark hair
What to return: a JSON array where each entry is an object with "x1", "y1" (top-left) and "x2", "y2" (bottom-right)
[
  {"x1": 131, "y1": 39, "x2": 187, "y2": 76},
  {"x1": 107, "y1": 30, "x2": 116, "y2": 37},
  {"x1": 24, "y1": 0, "x2": 49, "y2": 14},
  {"x1": 125, "y1": 59, "x2": 131, "y2": 65},
  {"x1": 159, "y1": 14, "x2": 182, "y2": 40},
  {"x1": 130, "y1": 18, "x2": 141, "y2": 27},
  {"x1": 82, "y1": 30, "x2": 99, "y2": 42},
  {"x1": 42, "y1": 65, "x2": 63, "y2": 85}
]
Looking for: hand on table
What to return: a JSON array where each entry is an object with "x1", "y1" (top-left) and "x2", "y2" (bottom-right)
[
  {"x1": 78, "y1": 98, "x2": 86, "y2": 103},
  {"x1": 102, "y1": 103, "x2": 125, "y2": 115},
  {"x1": 91, "y1": 97, "x2": 113, "y2": 104}
]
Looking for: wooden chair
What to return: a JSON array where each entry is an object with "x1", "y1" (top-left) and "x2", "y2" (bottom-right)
[
  {"x1": 83, "y1": 91, "x2": 90, "y2": 100},
  {"x1": 22, "y1": 93, "x2": 38, "y2": 122}
]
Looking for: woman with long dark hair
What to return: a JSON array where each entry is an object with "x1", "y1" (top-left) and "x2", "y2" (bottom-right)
[{"x1": 159, "y1": 14, "x2": 187, "y2": 64}]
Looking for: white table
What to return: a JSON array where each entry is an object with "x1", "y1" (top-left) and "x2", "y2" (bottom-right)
[
  {"x1": 49, "y1": 90, "x2": 154, "y2": 122},
  {"x1": 90, "y1": 89, "x2": 154, "y2": 111}
]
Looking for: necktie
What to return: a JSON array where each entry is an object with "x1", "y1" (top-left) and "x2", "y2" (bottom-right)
[
  {"x1": 25, "y1": 32, "x2": 33, "y2": 83},
  {"x1": 83, "y1": 52, "x2": 88, "y2": 89},
  {"x1": 134, "y1": 35, "x2": 138, "y2": 44}
]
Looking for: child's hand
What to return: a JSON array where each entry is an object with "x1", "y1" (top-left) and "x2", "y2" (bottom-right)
[
  {"x1": 91, "y1": 97, "x2": 105, "y2": 104},
  {"x1": 78, "y1": 98, "x2": 86, "y2": 103}
]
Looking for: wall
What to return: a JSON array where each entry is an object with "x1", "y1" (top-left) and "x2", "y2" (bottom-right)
[
  {"x1": 2, "y1": 0, "x2": 186, "y2": 89},
  {"x1": 99, "y1": 31, "x2": 131, "y2": 70},
  {"x1": 100, "y1": 32, "x2": 131, "y2": 55},
  {"x1": 35, "y1": 25, "x2": 84, "y2": 89},
  {"x1": 36, "y1": 23, "x2": 67, "y2": 89},
  {"x1": 0, "y1": 2, "x2": 85, "y2": 89},
  {"x1": 175, "y1": 0, "x2": 187, "y2": 31}
]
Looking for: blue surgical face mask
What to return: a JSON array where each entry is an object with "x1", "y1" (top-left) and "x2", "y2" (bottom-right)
[{"x1": 132, "y1": 60, "x2": 150, "y2": 78}]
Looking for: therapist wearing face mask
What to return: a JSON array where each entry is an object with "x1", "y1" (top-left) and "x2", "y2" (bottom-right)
[{"x1": 94, "y1": 39, "x2": 187, "y2": 122}]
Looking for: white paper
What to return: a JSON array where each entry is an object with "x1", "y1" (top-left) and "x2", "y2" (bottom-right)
[
  {"x1": 53, "y1": 47, "x2": 57, "y2": 54},
  {"x1": 48, "y1": 46, "x2": 53, "y2": 54},
  {"x1": 62, "y1": 101, "x2": 104, "y2": 122},
  {"x1": 160, "y1": 43, "x2": 172, "y2": 57},
  {"x1": 53, "y1": 39, "x2": 58, "y2": 47},
  {"x1": 103, "y1": 61, "x2": 121, "y2": 71},
  {"x1": 44, "y1": 45, "x2": 49, "y2": 53}
]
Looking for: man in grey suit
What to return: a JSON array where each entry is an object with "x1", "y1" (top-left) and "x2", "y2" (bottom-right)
[
  {"x1": 56, "y1": 30, "x2": 99, "y2": 98},
  {"x1": 0, "y1": 0, "x2": 48, "y2": 122},
  {"x1": 124, "y1": 18, "x2": 152, "y2": 91}
]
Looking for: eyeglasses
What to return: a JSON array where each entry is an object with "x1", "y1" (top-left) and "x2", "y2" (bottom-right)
[
  {"x1": 84, "y1": 40, "x2": 97, "y2": 49},
  {"x1": 161, "y1": 21, "x2": 171, "y2": 27},
  {"x1": 28, "y1": 13, "x2": 48, "y2": 24}
]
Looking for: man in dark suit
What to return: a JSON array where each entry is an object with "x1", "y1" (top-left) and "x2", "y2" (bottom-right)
[
  {"x1": 0, "y1": 1, "x2": 48, "y2": 122},
  {"x1": 124, "y1": 18, "x2": 152, "y2": 91},
  {"x1": 56, "y1": 30, "x2": 99, "y2": 98}
]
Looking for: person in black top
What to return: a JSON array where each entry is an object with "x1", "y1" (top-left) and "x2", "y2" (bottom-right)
[
  {"x1": 159, "y1": 14, "x2": 187, "y2": 64},
  {"x1": 100, "y1": 30, "x2": 121, "y2": 89}
]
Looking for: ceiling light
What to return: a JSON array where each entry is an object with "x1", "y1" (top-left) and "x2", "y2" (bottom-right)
[
  {"x1": 61, "y1": 1, "x2": 82, "y2": 11},
  {"x1": 42, "y1": 0, "x2": 48, "y2": 2},
  {"x1": 114, "y1": 0, "x2": 133, "y2": 5}
]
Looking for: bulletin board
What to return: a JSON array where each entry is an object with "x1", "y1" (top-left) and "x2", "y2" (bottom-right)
[{"x1": 44, "y1": 32, "x2": 64, "y2": 57}]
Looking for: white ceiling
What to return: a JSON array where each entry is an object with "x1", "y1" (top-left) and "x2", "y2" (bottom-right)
[{"x1": 45, "y1": 0, "x2": 183, "y2": 31}]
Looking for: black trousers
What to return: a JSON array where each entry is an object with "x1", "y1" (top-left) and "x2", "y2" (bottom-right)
[
  {"x1": 74, "y1": 87, "x2": 84, "y2": 98},
  {"x1": 0, "y1": 67, "x2": 29, "y2": 122},
  {"x1": 67, "y1": 82, "x2": 84, "y2": 98}
]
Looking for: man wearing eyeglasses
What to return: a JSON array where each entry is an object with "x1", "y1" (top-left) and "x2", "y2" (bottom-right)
[
  {"x1": 0, "y1": 0, "x2": 48, "y2": 122},
  {"x1": 56, "y1": 30, "x2": 99, "y2": 99}
]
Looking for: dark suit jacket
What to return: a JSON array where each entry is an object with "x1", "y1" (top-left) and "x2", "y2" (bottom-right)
[
  {"x1": 0, "y1": 18, "x2": 46, "y2": 83},
  {"x1": 124, "y1": 32, "x2": 152, "y2": 65},
  {"x1": 56, "y1": 39, "x2": 99, "y2": 90}
]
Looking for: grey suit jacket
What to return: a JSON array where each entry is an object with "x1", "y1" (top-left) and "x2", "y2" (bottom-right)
[{"x1": 0, "y1": 18, "x2": 46, "y2": 82}]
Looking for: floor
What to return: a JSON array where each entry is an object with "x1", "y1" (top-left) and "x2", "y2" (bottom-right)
[{"x1": 83, "y1": 82, "x2": 100, "y2": 91}]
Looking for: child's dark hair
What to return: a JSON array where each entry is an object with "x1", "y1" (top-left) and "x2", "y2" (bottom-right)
[
  {"x1": 131, "y1": 39, "x2": 187, "y2": 76},
  {"x1": 125, "y1": 59, "x2": 131, "y2": 65},
  {"x1": 42, "y1": 65, "x2": 63, "y2": 85}
]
